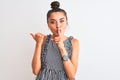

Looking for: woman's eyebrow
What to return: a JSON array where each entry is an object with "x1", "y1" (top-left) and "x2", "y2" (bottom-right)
[
  {"x1": 50, "y1": 18, "x2": 64, "y2": 21},
  {"x1": 50, "y1": 19, "x2": 55, "y2": 21},
  {"x1": 59, "y1": 18, "x2": 64, "y2": 20}
]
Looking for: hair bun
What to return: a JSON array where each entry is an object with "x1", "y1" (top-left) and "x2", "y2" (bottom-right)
[{"x1": 51, "y1": 1, "x2": 60, "y2": 9}]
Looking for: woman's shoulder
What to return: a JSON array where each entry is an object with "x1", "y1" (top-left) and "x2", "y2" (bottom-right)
[
  {"x1": 71, "y1": 37, "x2": 80, "y2": 56},
  {"x1": 71, "y1": 37, "x2": 80, "y2": 47},
  {"x1": 43, "y1": 34, "x2": 51, "y2": 39}
]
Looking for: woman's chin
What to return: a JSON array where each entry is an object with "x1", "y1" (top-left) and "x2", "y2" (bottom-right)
[{"x1": 53, "y1": 33, "x2": 59, "y2": 36}]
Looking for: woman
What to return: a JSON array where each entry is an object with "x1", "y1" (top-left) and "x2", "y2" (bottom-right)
[{"x1": 30, "y1": 1, "x2": 80, "y2": 80}]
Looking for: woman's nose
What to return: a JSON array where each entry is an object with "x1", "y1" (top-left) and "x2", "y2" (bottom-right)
[{"x1": 56, "y1": 22, "x2": 60, "y2": 28}]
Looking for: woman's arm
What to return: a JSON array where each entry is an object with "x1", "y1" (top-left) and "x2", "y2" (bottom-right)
[
  {"x1": 30, "y1": 33, "x2": 45, "y2": 75},
  {"x1": 59, "y1": 38, "x2": 80, "y2": 80},
  {"x1": 32, "y1": 43, "x2": 42, "y2": 75}
]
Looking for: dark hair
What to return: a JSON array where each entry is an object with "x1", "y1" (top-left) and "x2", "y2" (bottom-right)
[{"x1": 47, "y1": 1, "x2": 68, "y2": 22}]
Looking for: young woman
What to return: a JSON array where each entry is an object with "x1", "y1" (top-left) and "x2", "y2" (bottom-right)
[{"x1": 30, "y1": 1, "x2": 80, "y2": 80}]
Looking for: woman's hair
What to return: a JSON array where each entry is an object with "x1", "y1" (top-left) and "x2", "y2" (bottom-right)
[{"x1": 47, "y1": 1, "x2": 68, "y2": 21}]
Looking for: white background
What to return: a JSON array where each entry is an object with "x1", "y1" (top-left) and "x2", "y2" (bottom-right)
[{"x1": 0, "y1": 0, "x2": 120, "y2": 80}]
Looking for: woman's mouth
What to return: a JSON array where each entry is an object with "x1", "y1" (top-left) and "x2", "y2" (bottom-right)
[
  {"x1": 55, "y1": 29, "x2": 62, "y2": 35},
  {"x1": 56, "y1": 30, "x2": 58, "y2": 33}
]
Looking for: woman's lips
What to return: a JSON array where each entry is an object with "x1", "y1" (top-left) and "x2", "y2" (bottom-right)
[
  {"x1": 56, "y1": 30, "x2": 58, "y2": 33},
  {"x1": 56, "y1": 29, "x2": 61, "y2": 33},
  {"x1": 55, "y1": 29, "x2": 61, "y2": 35}
]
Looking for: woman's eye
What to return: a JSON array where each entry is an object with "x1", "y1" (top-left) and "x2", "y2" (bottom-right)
[
  {"x1": 50, "y1": 21, "x2": 55, "y2": 24},
  {"x1": 60, "y1": 20, "x2": 64, "y2": 23},
  {"x1": 50, "y1": 20, "x2": 64, "y2": 24}
]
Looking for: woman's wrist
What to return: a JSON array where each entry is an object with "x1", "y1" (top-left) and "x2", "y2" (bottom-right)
[
  {"x1": 36, "y1": 43, "x2": 42, "y2": 47},
  {"x1": 36, "y1": 42, "x2": 42, "y2": 46},
  {"x1": 59, "y1": 47, "x2": 68, "y2": 57}
]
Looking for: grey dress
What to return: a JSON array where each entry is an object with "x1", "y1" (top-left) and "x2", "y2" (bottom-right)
[{"x1": 36, "y1": 34, "x2": 73, "y2": 80}]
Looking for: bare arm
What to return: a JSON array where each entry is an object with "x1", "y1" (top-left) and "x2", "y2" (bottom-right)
[
  {"x1": 32, "y1": 43, "x2": 42, "y2": 75},
  {"x1": 30, "y1": 33, "x2": 45, "y2": 75},
  {"x1": 59, "y1": 38, "x2": 80, "y2": 80}
]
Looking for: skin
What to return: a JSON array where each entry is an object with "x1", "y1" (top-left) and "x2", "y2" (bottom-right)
[{"x1": 31, "y1": 12, "x2": 80, "y2": 80}]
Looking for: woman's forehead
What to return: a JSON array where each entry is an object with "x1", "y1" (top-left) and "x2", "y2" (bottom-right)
[{"x1": 48, "y1": 12, "x2": 66, "y2": 20}]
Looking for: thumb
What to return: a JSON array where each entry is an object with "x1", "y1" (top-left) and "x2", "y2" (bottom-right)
[{"x1": 30, "y1": 33, "x2": 35, "y2": 39}]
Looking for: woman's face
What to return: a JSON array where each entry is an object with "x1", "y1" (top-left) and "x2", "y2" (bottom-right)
[{"x1": 47, "y1": 12, "x2": 67, "y2": 36}]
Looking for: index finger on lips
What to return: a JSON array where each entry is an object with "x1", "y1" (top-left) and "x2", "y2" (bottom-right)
[{"x1": 58, "y1": 29, "x2": 61, "y2": 37}]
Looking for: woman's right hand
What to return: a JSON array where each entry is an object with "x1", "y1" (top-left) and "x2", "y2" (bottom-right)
[
  {"x1": 30, "y1": 32, "x2": 45, "y2": 75},
  {"x1": 30, "y1": 33, "x2": 45, "y2": 46}
]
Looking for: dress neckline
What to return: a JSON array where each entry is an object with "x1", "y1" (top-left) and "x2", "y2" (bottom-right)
[{"x1": 48, "y1": 34, "x2": 71, "y2": 43}]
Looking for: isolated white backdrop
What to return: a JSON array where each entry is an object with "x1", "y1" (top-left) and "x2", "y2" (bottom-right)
[{"x1": 0, "y1": 0, "x2": 120, "y2": 80}]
